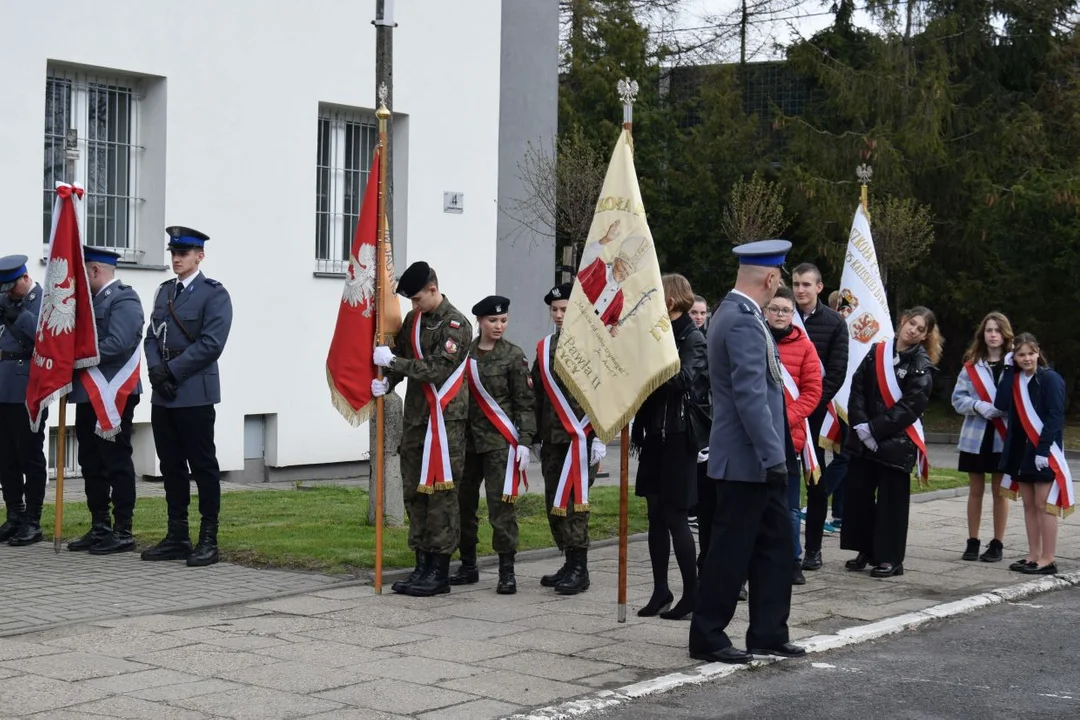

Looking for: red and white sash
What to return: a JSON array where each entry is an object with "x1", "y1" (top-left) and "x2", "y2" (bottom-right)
[
  {"x1": 1007, "y1": 372, "x2": 1075, "y2": 517},
  {"x1": 874, "y1": 339, "x2": 929, "y2": 480},
  {"x1": 537, "y1": 335, "x2": 592, "y2": 515},
  {"x1": 412, "y1": 314, "x2": 468, "y2": 493},
  {"x1": 78, "y1": 348, "x2": 141, "y2": 440},
  {"x1": 780, "y1": 364, "x2": 820, "y2": 483},
  {"x1": 466, "y1": 356, "x2": 528, "y2": 503},
  {"x1": 790, "y1": 312, "x2": 843, "y2": 452}
]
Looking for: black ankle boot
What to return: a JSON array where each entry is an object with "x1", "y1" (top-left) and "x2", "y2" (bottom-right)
[
  {"x1": 89, "y1": 517, "x2": 135, "y2": 555},
  {"x1": 393, "y1": 551, "x2": 431, "y2": 594},
  {"x1": 980, "y1": 539, "x2": 1004, "y2": 563},
  {"x1": 497, "y1": 552, "x2": 517, "y2": 595},
  {"x1": 962, "y1": 538, "x2": 980, "y2": 561},
  {"x1": 187, "y1": 520, "x2": 220, "y2": 567},
  {"x1": 541, "y1": 551, "x2": 570, "y2": 587},
  {"x1": 69, "y1": 511, "x2": 112, "y2": 551},
  {"x1": 449, "y1": 548, "x2": 479, "y2": 585},
  {"x1": 9, "y1": 505, "x2": 43, "y2": 546},
  {"x1": 405, "y1": 553, "x2": 451, "y2": 597},
  {"x1": 0, "y1": 503, "x2": 25, "y2": 543},
  {"x1": 141, "y1": 520, "x2": 192, "y2": 561},
  {"x1": 555, "y1": 548, "x2": 590, "y2": 595}
]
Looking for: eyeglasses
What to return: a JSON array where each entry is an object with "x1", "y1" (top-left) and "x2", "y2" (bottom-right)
[{"x1": 766, "y1": 306, "x2": 793, "y2": 316}]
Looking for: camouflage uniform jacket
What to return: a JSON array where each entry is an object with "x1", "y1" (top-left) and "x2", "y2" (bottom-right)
[
  {"x1": 531, "y1": 331, "x2": 596, "y2": 446},
  {"x1": 466, "y1": 337, "x2": 536, "y2": 454},
  {"x1": 388, "y1": 296, "x2": 473, "y2": 429}
]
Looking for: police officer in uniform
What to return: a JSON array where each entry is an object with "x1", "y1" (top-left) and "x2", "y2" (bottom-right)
[
  {"x1": 141, "y1": 227, "x2": 233, "y2": 567},
  {"x1": 67, "y1": 247, "x2": 144, "y2": 554},
  {"x1": 689, "y1": 240, "x2": 806, "y2": 664},
  {"x1": 449, "y1": 295, "x2": 535, "y2": 594},
  {"x1": 531, "y1": 283, "x2": 606, "y2": 595},
  {"x1": 372, "y1": 261, "x2": 472, "y2": 597},
  {"x1": 0, "y1": 255, "x2": 48, "y2": 546}
]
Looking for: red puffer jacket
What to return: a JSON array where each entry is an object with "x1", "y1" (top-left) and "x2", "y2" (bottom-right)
[{"x1": 776, "y1": 325, "x2": 823, "y2": 452}]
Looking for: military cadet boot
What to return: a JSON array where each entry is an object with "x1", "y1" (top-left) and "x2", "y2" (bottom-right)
[
  {"x1": 187, "y1": 520, "x2": 220, "y2": 567},
  {"x1": 9, "y1": 505, "x2": 44, "y2": 546},
  {"x1": 89, "y1": 517, "x2": 135, "y2": 555},
  {"x1": 449, "y1": 548, "x2": 480, "y2": 585},
  {"x1": 68, "y1": 511, "x2": 113, "y2": 551},
  {"x1": 497, "y1": 552, "x2": 517, "y2": 595},
  {"x1": 541, "y1": 551, "x2": 571, "y2": 587},
  {"x1": 393, "y1": 551, "x2": 431, "y2": 594},
  {"x1": 0, "y1": 503, "x2": 25, "y2": 543},
  {"x1": 554, "y1": 548, "x2": 591, "y2": 595},
  {"x1": 404, "y1": 553, "x2": 452, "y2": 597},
  {"x1": 140, "y1": 520, "x2": 193, "y2": 561}
]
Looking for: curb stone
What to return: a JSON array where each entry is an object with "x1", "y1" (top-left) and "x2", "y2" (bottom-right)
[{"x1": 505, "y1": 570, "x2": 1080, "y2": 720}]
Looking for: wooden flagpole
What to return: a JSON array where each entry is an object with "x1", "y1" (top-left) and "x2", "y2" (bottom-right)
[
  {"x1": 616, "y1": 77, "x2": 639, "y2": 623},
  {"x1": 373, "y1": 87, "x2": 391, "y2": 593},
  {"x1": 53, "y1": 399, "x2": 66, "y2": 553}
]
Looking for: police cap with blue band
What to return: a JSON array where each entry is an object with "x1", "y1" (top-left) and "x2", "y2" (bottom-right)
[
  {"x1": 0, "y1": 254, "x2": 29, "y2": 293},
  {"x1": 732, "y1": 239, "x2": 792, "y2": 268},
  {"x1": 166, "y1": 225, "x2": 210, "y2": 250},
  {"x1": 84, "y1": 246, "x2": 122, "y2": 266}
]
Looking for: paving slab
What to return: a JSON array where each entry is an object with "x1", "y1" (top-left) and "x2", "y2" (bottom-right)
[
  {"x1": 170, "y1": 685, "x2": 345, "y2": 719},
  {"x1": 314, "y1": 678, "x2": 480, "y2": 715}
]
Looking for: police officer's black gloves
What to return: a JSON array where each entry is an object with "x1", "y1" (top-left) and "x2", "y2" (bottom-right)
[
  {"x1": 765, "y1": 463, "x2": 788, "y2": 485},
  {"x1": 158, "y1": 380, "x2": 178, "y2": 401},
  {"x1": 1, "y1": 303, "x2": 19, "y2": 324},
  {"x1": 148, "y1": 364, "x2": 173, "y2": 388}
]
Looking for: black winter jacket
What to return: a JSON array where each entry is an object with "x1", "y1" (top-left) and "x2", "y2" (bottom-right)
[
  {"x1": 800, "y1": 301, "x2": 848, "y2": 411},
  {"x1": 995, "y1": 365, "x2": 1066, "y2": 479},
  {"x1": 632, "y1": 313, "x2": 707, "y2": 444},
  {"x1": 846, "y1": 342, "x2": 934, "y2": 473}
]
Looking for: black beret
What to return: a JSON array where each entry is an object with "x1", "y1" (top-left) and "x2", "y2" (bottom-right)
[
  {"x1": 472, "y1": 295, "x2": 510, "y2": 317},
  {"x1": 396, "y1": 261, "x2": 432, "y2": 297},
  {"x1": 544, "y1": 283, "x2": 572, "y2": 305}
]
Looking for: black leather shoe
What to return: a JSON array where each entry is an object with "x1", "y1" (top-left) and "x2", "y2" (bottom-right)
[
  {"x1": 738, "y1": 583, "x2": 748, "y2": 602},
  {"x1": 802, "y1": 550, "x2": 822, "y2": 571},
  {"x1": 68, "y1": 517, "x2": 112, "y2": 551},
  {"x1": 141, "y1": 521, "x2": 192, "y2": 561},
  {"x1": 404, "y1": 553, "x2": 451, "y2": 597},
  {"x1": 449, "y1": 549, "x2": 479, "y2": 586},
  {"x1": 1009, "y1": 557, "x2": 1036, "y2": 572},
  {"x1": 554, "y1": 548, "x2": 590, "y2": 595},
  {"x1": 750, "y1": 643, "x2": 806, "y2": 658},
  {"x1": 638, "y1": 590, "x2": 674, "y2": 618},
  {"x1": 496, "y1": 552, "x2": 517, "y2": 595},
  {"x1": 393, "y1": 551, "x2": 431, "y2": 594},
  {"x1": 0, "y1": 505, "x2": 25, "y2": 543},
  {"x1": 689, "y1": 646, "x2": 753, "y2": 664},
  {"x1": 541, "y1": 551, "x2": 570, "y2": 587},
  {"x1": 870, "y1": 562, "x2": 904, "y2": 578},
  {"x1": 89, "y1": 522, "x2": 135, "y2": 555},
  {"x1": 186, "y1": 521, "x2": 220, "y2": 567},
  {"x1": 1021, "y1": 562, "x2": 1057, "y2": 575},
  {"x1": 845, "y1": 553, "x2": 872, "y2": 570},
  {"x1": 9, "y1": 507, "x2": 43, "y2": 546},
  {"x1": 793, "y1": 560, "x2": 806, "y2": 586},
  {"x1": 962, "y1": 538, "x2": 980, "y2": 561}
]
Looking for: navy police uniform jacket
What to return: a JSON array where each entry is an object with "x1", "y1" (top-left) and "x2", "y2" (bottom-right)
[
  {"x1": 143, "y1": 272, "x2": 233, "y2": 407},
  {"x1": 0, "y1": 284, "x2": 43, "y2": 404},
  {"x1": 69, "y1": 281, "x2": 145, "y2": 403},
  {"x1": 706, "y1": 290, "x2": 786, "y2": 482}
]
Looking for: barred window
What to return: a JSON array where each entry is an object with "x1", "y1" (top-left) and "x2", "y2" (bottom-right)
[
  {"x1": 44, "y1": 69, "x2": 142, "y2": 258},
  {"x1": 315, "y1": 106, "x2": 378, "y2": 274}
]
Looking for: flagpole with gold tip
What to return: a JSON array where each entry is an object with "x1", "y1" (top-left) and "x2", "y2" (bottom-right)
[
  {"x1": 857, "y1": 163, "x2": 872, "y2": 214},
  {"x1": 616, "y1": 77, "x2": 638, "y2": 624},
  {"x1": 373, "y1": 84, "x2": 391, "y2": 594}
]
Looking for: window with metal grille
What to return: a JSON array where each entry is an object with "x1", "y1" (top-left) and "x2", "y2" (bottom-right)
[
  {"x1": 315, "y1": 107, "x2": 378, "y2": 274},
  {"x1": 43, "y1": 70, "x2": 142, "y2": 259}
]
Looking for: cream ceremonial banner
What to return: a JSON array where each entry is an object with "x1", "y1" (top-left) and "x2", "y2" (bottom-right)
[
  {"x1": 829, "y1": 204, "x2": 893, "y2": 420},
  {"x1": 554, "y1": 128, "x2": 679, "y2": 443}
]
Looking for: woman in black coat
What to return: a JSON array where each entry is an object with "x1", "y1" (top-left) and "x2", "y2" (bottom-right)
[
  {"x1": 632, "y1": 274, "x2": 708, "y2": 620},
  {"x1": 841, "y1": 307, "x2": 941, "y2": 578}
]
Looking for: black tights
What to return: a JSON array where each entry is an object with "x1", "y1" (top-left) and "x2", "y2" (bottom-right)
[{"x1": 646, "y1": 496, "x2": 697, "y2": 609}]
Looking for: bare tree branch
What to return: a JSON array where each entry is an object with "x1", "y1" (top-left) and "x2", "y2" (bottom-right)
[{"x1": 723, "y1": 171, "x2": 790, "y2": 245}]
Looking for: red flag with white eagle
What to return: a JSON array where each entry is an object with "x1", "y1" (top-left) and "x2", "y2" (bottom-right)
[{"x1": 26, "y1": 183, "x2": 99, "y2": 431}]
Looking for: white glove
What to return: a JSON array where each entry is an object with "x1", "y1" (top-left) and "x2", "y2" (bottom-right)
[
  {"x1": 1035, "y1": 455, "x2": 1050, "y2": 471},
  {"x1": 854, "y1": 423, "x2": 872, "y2": 442},
  {"x1": 590, "y1": 439, "x2": 607, "y2": 466},
  {"x1": 1004, "y1": 351, "x2": 1014, "y2": 367},
  {"x1": 515, "y1": 445, "x2": 530, "y2": 471},
  {"x1": 697, "y1": 447, "x2": 710, "y2": 464},
  {"x1": 371, "y1": 377, "x2": 390, "y2": 397},
  {"x1": 373, "y1": 346, "x2": 395, "y2": 368},
  {"x1": 864, "y1": 435, "x2": 879, "y2": 453},
  {"x1": 974, "y1": 400, "x2": 996, "y2": 419}
]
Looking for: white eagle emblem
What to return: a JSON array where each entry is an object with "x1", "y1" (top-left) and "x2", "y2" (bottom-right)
[
  {"x1": 342, "y1": 244, "x2": 377, "y2": 317},
  {"x1": 38, "y1": 258, "x2": 77, "y2": 341}
]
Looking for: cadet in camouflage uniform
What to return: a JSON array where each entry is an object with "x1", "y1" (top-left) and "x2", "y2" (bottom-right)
[
  {"x1": 531, "y1": 283, "x2": 607, "y2": 595},
  {"x1": 450, "y1": 295, "x2": 536, "y2": 594},
  {"x1": 372, "y1": 261, "x2": 472, "y2": 597}
]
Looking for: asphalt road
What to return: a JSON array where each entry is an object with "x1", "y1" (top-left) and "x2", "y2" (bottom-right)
[{"x1": 594, "y1": 587, "x2": 1080, "y2": 720}]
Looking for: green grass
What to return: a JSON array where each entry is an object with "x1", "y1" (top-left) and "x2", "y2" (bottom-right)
[{"x1": 42, "y1": 487, "x2": 649, "y2": 577}]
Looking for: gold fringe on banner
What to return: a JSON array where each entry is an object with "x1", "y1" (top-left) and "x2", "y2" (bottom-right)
[
  {"x1": 550, "y1": 507, "x2": 567, "y2": 517},
  {"x1": 433, "y1": 481, "x2": 454, "y2": 492},
  {"x1": 502, "y1": 494, "x2": 518, "y2": 504},
  {"x1": 325, "y1": 366, "x2": 376, "y2": 428}
]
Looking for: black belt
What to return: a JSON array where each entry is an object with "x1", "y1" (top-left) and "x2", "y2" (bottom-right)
[
  {"x1": 162, "y1": 348, "x2": 186, "y2": 361},
  {"x1": 0, "y1": 351, "x2": 29, "y2": 361}
]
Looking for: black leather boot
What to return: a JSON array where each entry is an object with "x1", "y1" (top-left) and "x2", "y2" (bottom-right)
[
  {"x1": 404, "y1": 553, "x2": 451, "y2": 597},
  {"x1": 8, "y1": 505, "x2": 43, "y2": 546},
  {"x1": 89, "y1": 517, "x2": 135, "y2": 555},
  {"x1": 541, "y1": 550, "x2": 570, "y2": 587},
  {"x1": 140, "y1": 520, "x2": 192, "y2": 561},
  {"x1": 0, "y1": 503, "x2": 25, "y2": 543},
  {"x1": 497, "y1": 552, "x2": 517, "y2": 595},
  {"x1": 186, "y1": 520, "x2": 220, "y2": 567},
  {"x1": 554, "y1": 548, "x2": 590, "y2": 595},
  {"x1": 393, "y1": 551, "x2": 431, "y2": 594},
  {"x1": 449, "y1": 548, "x2": 479, "y2": 585},
  {"x1": 68, "y1": 511, "x2": 112, "y2": 551}
]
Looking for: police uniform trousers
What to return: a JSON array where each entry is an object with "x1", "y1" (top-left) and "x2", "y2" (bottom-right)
[
  {"x1": 0, "y1": 404, "x2": 48, "y2": 512},
  {"x1": 150, "y1": 405, "x2": 221, "y2": 522},
  {"x1": 400, "y1": 423, "x2": 463, "y2": 555},
  {"x1": 459, "y1": 449, "x2": 519, "y2": 554},
  {"x1": 839, "y1": 455, "x2": 910, "y2": 566},
  {"x1": 695, "y1": 461, "x2": 714, "y2": 572},
  {"x1": 75, "y1": 396, "x2": 139, "y2": 524},
  {"x1": 541, "y1": 442, "x2": 595, "y2": 551},
  {"x1": 689, "y1": 476, "x2": 793, "y2": 653}
]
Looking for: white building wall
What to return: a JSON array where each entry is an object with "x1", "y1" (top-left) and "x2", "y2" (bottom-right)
[{"x1": 0, "y1": 0, "x2": 505, "y2": 474}]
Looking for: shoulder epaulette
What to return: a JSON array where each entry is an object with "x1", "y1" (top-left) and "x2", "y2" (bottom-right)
[
  {"x1": 159, "y1": 278, "x2": 174, "y2": 288},
  {"x1": 204, "y1": 278, "x2": 222, "y2": 287},
  {"x1": 738, "y1": 302, "x2": 755, "y2": 314}
]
